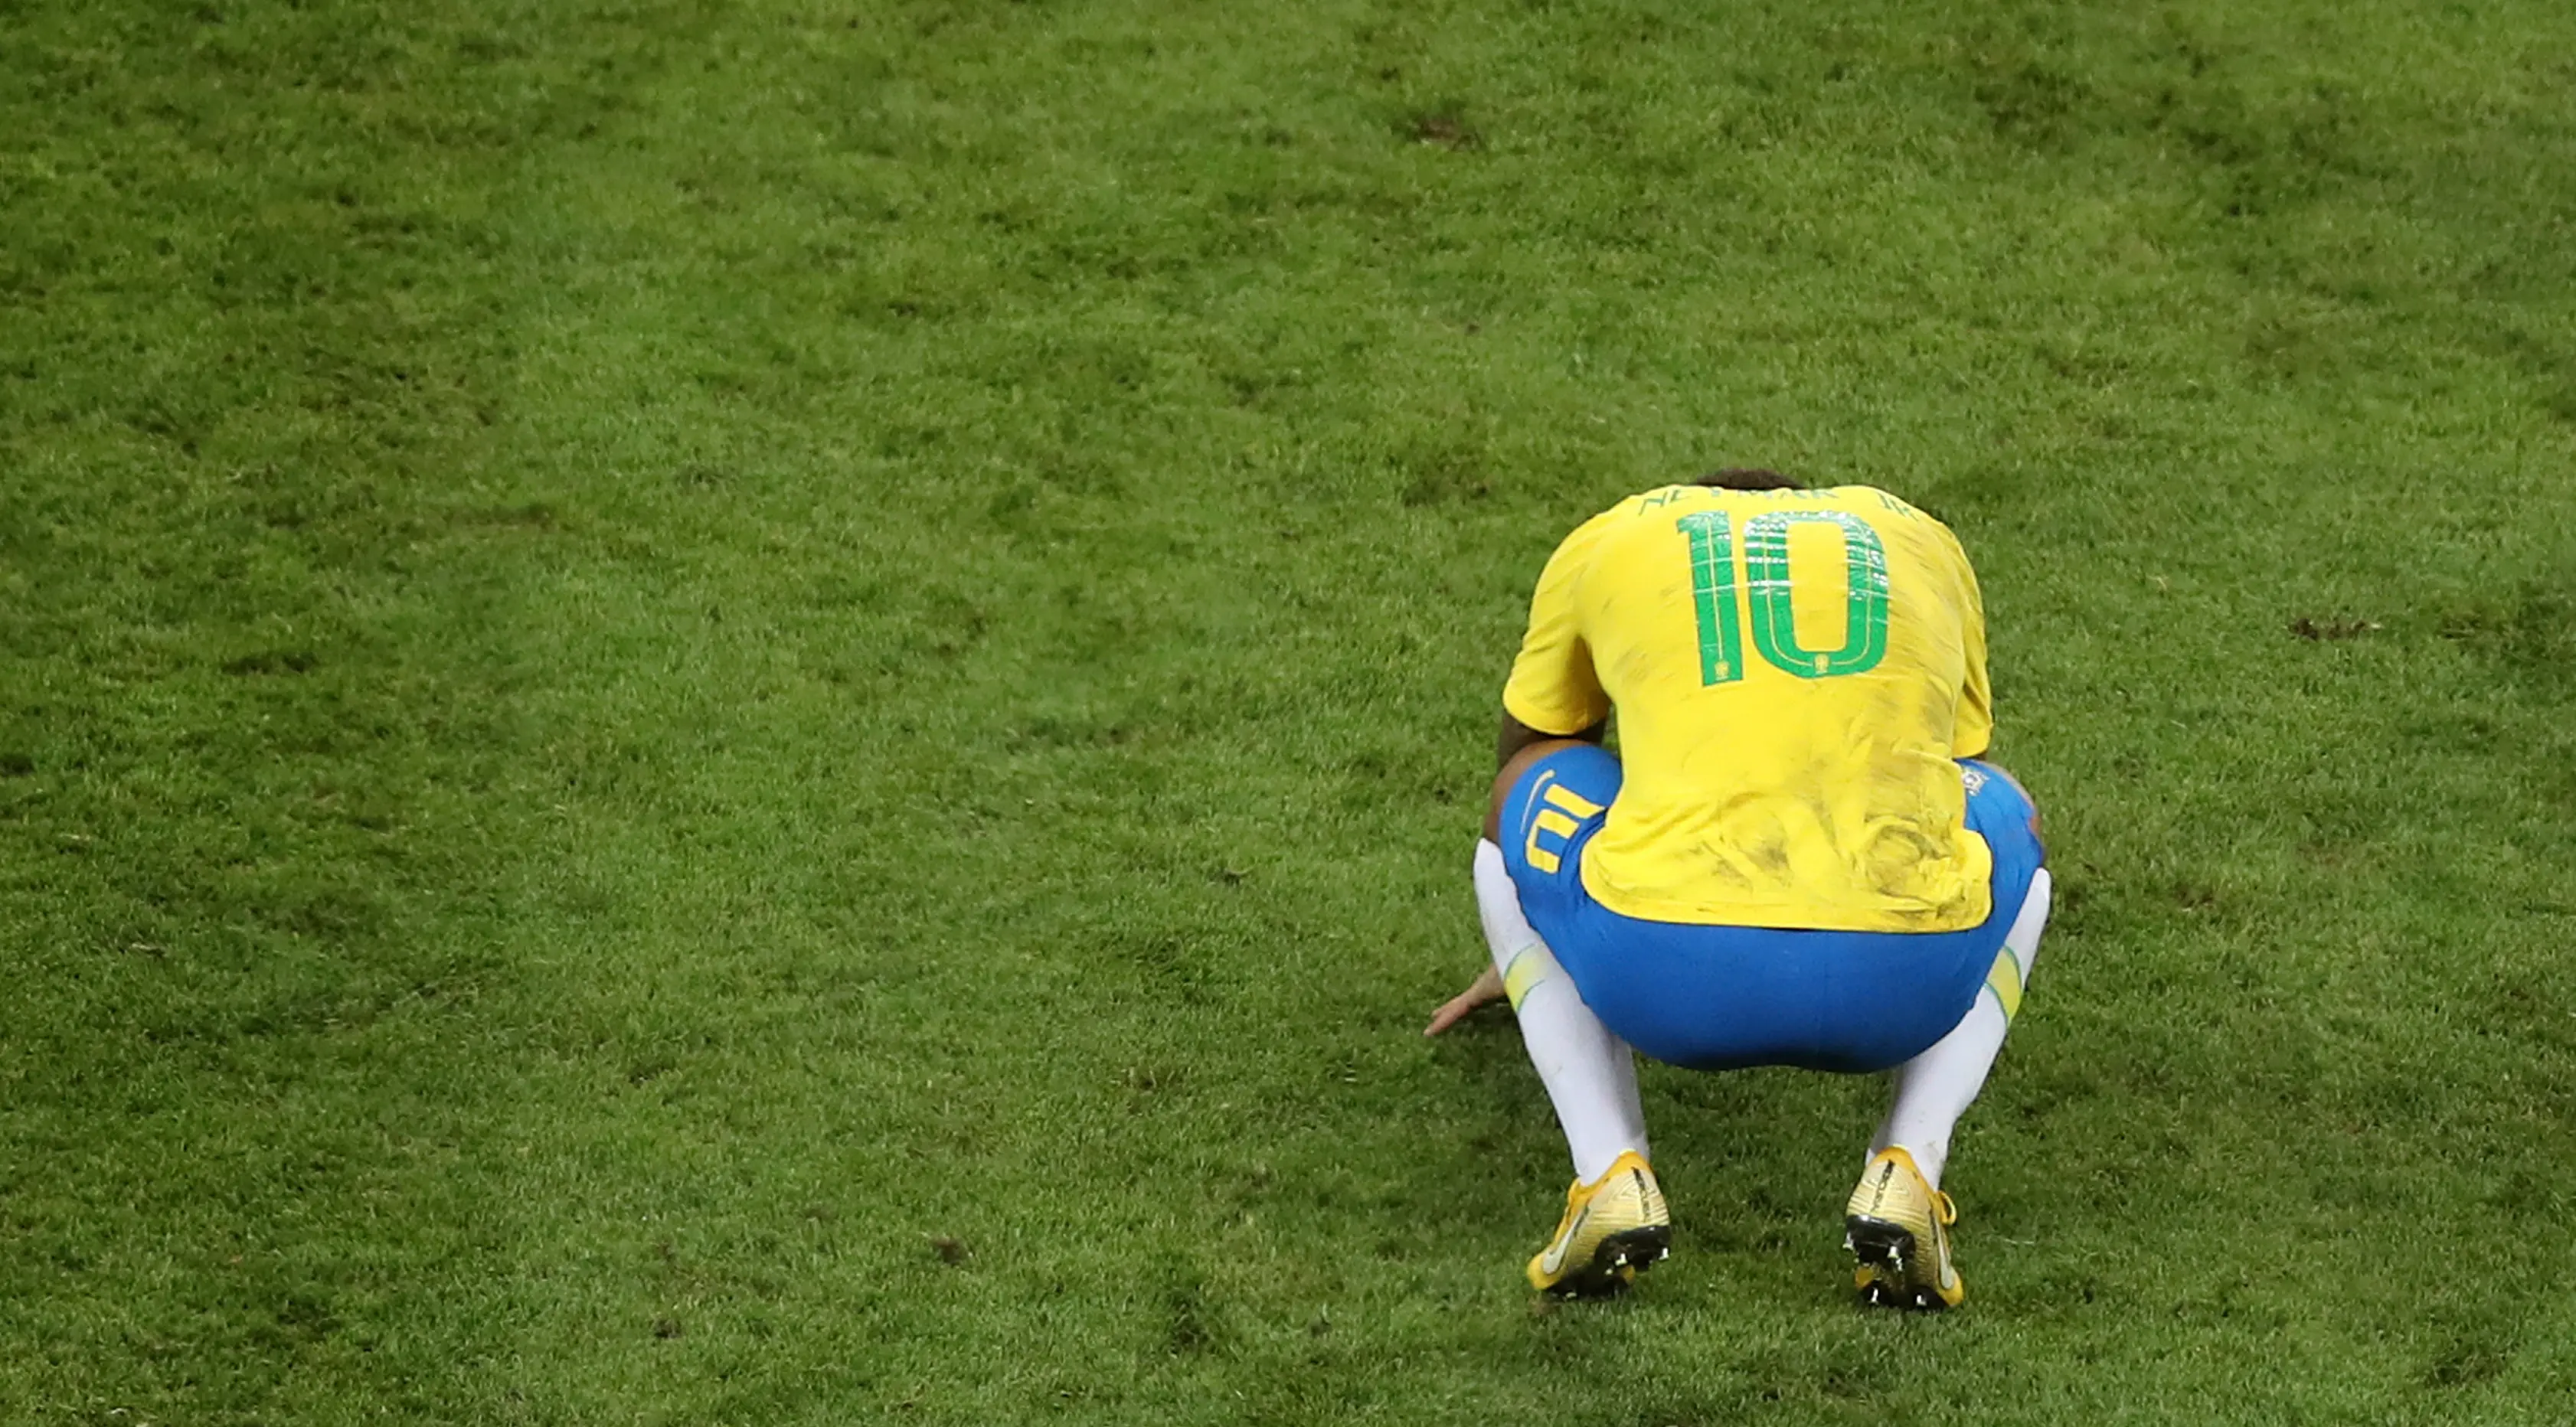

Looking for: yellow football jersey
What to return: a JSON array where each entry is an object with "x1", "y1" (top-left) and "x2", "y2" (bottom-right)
[{"x1": 1502, "y1": 484, "x2": 1994, "y2": 933}]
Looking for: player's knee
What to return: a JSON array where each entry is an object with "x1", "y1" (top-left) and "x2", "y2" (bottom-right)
[
  {"x1": 1980, "y1": 759, "x2": 2040, "y2": 833},
  {"x1": 1485, "y1": 740, "x2": 1592, "y2": 842}
]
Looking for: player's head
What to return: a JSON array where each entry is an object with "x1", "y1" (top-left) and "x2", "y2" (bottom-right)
[{"x1": 1692, "y1": 468, "x2": 1804, "y2": 491}]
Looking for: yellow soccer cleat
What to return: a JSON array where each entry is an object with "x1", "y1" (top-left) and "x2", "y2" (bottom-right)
[
  {"x1": 1845, "y1": 1147, "x2": 1964, "y2": 1311},
  {"x1": 1526, "y1": 1150, "x2": 1672, "y2": 1297}
]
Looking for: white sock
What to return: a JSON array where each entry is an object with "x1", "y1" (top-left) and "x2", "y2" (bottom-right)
[
  {"x1": 1474, "y1": 838, "x2": 1647, "y2": 1184},
  {"x1": 1871, "y1": 867, "x2": 2053, "y2": 1190}
]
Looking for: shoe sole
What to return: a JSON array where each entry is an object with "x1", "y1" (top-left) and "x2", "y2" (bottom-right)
[
  {"x1": 1845, "y1": 1215, "x2": 1951, "y2": 1311},
  {"x1": 1543, "y1": 1225, "x2": 1673, "y2": 1298}
]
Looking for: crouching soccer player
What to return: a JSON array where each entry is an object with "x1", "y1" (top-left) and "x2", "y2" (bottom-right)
[{"x1": 1424, "y1": 470, "x2": 2050, "y2": 1310}]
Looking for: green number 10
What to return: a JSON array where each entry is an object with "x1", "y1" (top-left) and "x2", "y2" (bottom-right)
[{"x1": 1677, "y1": 511, "x2": 1891, "y2": 684}]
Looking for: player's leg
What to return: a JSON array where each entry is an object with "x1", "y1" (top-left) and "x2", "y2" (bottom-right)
[
  {"x1": 1479, "y1": 741, "x2": 1649, "y2": 1184},
  {"x1": 1848, "y1": 760, "x2": 2050, "y2": 1311},
  {"x1": 1479, "y1": 741, "x2": 1666, "y2": 1296},
  {"x1": 1868, "y1": 867, "x2": 2051, "y2": 1190},
  {"x1": 1472, "y1": 841, "x2": 1649, "y2": 1182}
]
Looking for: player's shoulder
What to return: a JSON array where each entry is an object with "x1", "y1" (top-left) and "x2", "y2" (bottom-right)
[
  {"x1": 1796, "y1": 482, "x2": 1953, "y2": 532},
  {"x1": 1815, "y1": 485, "x2": 1976, "y2": 569}
]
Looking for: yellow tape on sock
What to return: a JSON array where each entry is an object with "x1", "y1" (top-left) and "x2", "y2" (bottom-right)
[
  {"x1": 1502, "y1": 946, "x2": 1552, "y2": 1011},
  {"x1": 1985, "y1": 945, "x2": 2025, "y2": 1021}
]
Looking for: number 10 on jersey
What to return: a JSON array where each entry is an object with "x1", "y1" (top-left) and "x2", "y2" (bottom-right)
[{"x1": 1677, "y1": 511, "x2": 1891, "y2": 684}]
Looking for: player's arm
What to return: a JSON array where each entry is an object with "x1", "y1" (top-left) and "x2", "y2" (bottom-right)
[
  {"x1": 1940, "y1": 524, "x2": 1994, "y2": 759},
  {"x1": 1487, "y1": 515, "x2": 1614, "y2": 839},
  {"x1": 1497, "y1": 512, "x2": 1614, "y2": 762},
  {"x1": 1429, "y1": 518, "x2": 1612, "y2": 1038},
  {"x1": 1497, "y1": 708, "x2": 1605, "y2": 769},
  {"x1": 1424, "y1": 966, "x2": 1504, "y2": 1036},
  {"x1": 1430, "y1": 706, "x2": 1601, "y2": 1037}
]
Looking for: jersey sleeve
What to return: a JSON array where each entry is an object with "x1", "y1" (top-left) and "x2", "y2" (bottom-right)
[
  {"x1": 1501, "y1": 514, "x2": 1614, "y2": 736},
  {"x1": 1947, "y1": 531, "x2": 1993, "y2": 759}
]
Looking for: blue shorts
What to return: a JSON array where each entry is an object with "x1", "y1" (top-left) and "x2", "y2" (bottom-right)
[{"x1": 1499, "y1": 746, "x2": 2045, "y2": 1073}]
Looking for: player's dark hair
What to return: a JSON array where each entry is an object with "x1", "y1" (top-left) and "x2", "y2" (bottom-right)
[{"x1": 1692, "y1": 468, "x2": 1805, "y2": 491}]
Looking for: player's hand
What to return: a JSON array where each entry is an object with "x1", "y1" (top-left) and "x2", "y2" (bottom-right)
[{"x1": 1423, "y1": 965, "x2": 1505, "y2": 1037}]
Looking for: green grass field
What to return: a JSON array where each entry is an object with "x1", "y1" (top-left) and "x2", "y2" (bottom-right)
[{"x1": 5, "y1": 1, "x2": 2575, "y2": 1421}]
